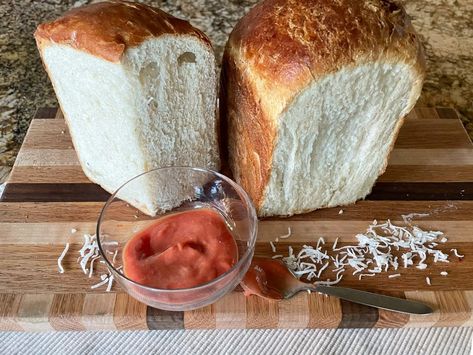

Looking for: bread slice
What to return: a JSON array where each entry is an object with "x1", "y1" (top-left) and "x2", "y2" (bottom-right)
[
  {"x1": 221, "y1": 0, "x2": 426, "y2": 217},
  {"x1": 35, "y1": 1, "x2": 219, "y2": 215}
]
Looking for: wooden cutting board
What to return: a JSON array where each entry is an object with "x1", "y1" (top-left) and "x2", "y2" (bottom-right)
[{"x1": 1, "y1": 106, "x2": 473, "y2": 331}]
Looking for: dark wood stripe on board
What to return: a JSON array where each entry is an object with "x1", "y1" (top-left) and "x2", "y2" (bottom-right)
[
  {"x1": 146, "y1": 307, "x2": 184, "y2": 330},
  {"x1": 1, "y1": 183, "x2": 110, "y2": 202},
  {"x1": 34, "y1": 108, "x2": 58, "y2": 119},
  {"x1": 436, "y1": 107, "x2": 459, "y2": 119},
  {"x1": 374, "y1": 291, "x2": 410, "y2": 328},
  {"x1": 338, "y1": 300, "x2": 379, "y2": 328},
  {"x1": 2, "y1": 182, "x2": 472, "y2": 203},
  {"x1": 368, "y1": 182, "x2": 473, "y2": 200}
]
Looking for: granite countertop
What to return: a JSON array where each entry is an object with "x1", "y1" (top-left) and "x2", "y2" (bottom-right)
[{"x1": 1, "y1": 0, "x2": 472, "y2": 171}]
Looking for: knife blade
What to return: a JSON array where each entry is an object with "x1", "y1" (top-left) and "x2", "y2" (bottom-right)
[{"x1": 315, "y1": 285, "x2": 433, "y2": 315}]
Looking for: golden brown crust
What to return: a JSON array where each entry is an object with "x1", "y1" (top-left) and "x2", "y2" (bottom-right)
[
  {"x1": 220, "y1": 50, "x2": 277, "y2": 208},
  {"x1": 230, "y1": 0, "x2": 425, "y2": 91},
  {"x1": 34, "y1": 1, "x2": 211, "y2": 62},
  {"x1": 221, "y1": 0, "x2": 426, "y2": 215}
]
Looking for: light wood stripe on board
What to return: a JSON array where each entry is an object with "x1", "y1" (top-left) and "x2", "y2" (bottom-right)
[
  {"x1": 307, "y1": 293, "x2": 343, "y2": 328},
  {"x1": 2, "y1": 242, "x2": 469, "y2": 294},
  {"x1": 0, "y1": 294, "x2": 23, "y2": 331},
  {"x1": 214, "y1": 292, "x2": 247, "y2": 329},
  {"x1": 277, "y1": 292, "x2": 310, "y2": 328},
  {"x1": 21, "y1": 116, "x2": 471, "y2": 151},
  {"x1": 82, "y1": 293, "x2": 117, "y2": 330},
  {"x1": 37, "y1": 105, "x2": 457, "y2": 122},
  {"x1": 10, "y1": 164, "x2": 473, "y2": 184},
  {"x1": 184, "y1": 304, "x2": 216, "y2": 329},
  {"x1": 404, "y1": 291, "x2": 440, "y2": 327},
  {"x1": 20, "y1": 120, "x2": 73, "y2": 150},
  {"x1": 462, "y1": 291, "x2": 473, "y2": 327},
  {"x1": 55, "y1": 109, "x2": 65, "y2": 119},
  {"x1": 394, "y1": 120, "x2": 472, "y2": 148},
  {"x1": 9, "y1": 166, "x2": 90, "y2": 183},
  {"x1": 434, "y1": 291, "x2": 471, "y2": 327},
  {"x1": 388, "y1": 149, "x2": 473, "y2": 165},
  {"x1": 246, "y1": 296, "x2": 279, "y2": 328},
  {"x1": 17, "y1": 294, "x2": 55, "y2": 332},
  {"x1": 12, "y1": 148, "x2": 473, "y2": 170},
  {"x1": 113, "y1": 293, "x2": 148, "y2": 330},
  {"x1": 15, "y1": 149, "x2": 79, "y2": 167},
  {"x1": 379, "y1": 165, "x2": 473, "y2": 182},
  {"x1": 1, "y1": 201, "x2": 472, "y2": 223},
  {"x1": 49, "y1": 294, "x2": 86, "y2": 331},
  {"x1": 1, "y1": 220, "x2": 472, "y2": 245}
]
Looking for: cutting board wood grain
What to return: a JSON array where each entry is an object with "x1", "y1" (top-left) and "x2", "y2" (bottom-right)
[{"x1": 1, "y1": 106, "x2": 473, "y2": 331}]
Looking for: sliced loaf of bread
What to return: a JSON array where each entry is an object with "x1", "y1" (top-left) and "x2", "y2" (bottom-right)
[
  {"x1": 221, "y1": 0, "x2": 425, "y2": 216},
  {"x1": 35, "y1": 1, "x2": 219, "y2": 214}
]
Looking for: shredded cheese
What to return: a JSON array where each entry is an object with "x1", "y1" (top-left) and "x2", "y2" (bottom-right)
[
  {"x1": 440, "y1": 271, "x2": 448, "y2": 276},
  {"x1": 56, "y1": 233, "x2": 119, "y2": 292},
  {"x1": 269, "y1": 241, "x2": 276, "y2": 253},
  {"x1": 274, "y1": 219, "x2": 462, "y2": 287},
  {"x1": 317, "y1": 270, "x2": 344, "y2": 286},
  {"x1": 106, "y1": 275, "x2": 114, "y2": 292},
  {"x1": 57, "y1": 243, "x2": 70, "y2": 274},
  {"x1": 88, "y1": 256, "x2": 100, "y2": 278},
  {"x1": 451, "y1": 249, "x2": 464, "y2": 258},
  {"x1": 401, "y1": 213, "x2": 430, "y2": 224},
  {"x1": 279, "y1": 227, "x2": 292, "y2": 239},
  {"x1": 112, "y1": 250, "x2": 118, "y2": 264},
  {"x1": 332, "y1": 237, "x2": 339, "y2": 251},
  {"x1": 91, "y1": 277, "x2": 110, "y2": 289},
  {"x1": 426, "y1": 276, "x2": 432, "y2": 286},
  {"x1": 339, "y1": 209, "x2": 344, "y2": 215}
]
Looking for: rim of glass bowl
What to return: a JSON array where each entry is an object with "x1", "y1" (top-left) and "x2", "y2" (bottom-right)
[{"x1": 96, "y1": 166, "x2": 258, "y2": 293}]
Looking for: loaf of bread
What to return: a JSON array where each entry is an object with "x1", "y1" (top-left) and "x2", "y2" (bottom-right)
[
  {"x1": 35, "y1": 1, "x2": 219, "y2": 214},
  {"x1": 221, "y1": 0, "x2": 425, "y2": 217}
]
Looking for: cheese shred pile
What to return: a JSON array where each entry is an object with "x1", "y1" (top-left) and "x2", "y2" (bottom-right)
[
  {"x1": 57, "y1": 233, "x2": 120, "y2": 292},
  {"x1": 272, "y1": 219, "x2": 463, "y2": 286}
]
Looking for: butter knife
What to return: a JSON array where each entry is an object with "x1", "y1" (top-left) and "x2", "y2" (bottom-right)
[{"x1": 314, "y1": 285, "x2": 433, "y2": 315}]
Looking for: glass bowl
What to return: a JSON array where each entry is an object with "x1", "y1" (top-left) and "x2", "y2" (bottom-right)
[{"x1": 96, "y1": 167, "x2": 258, "y2": 311}]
